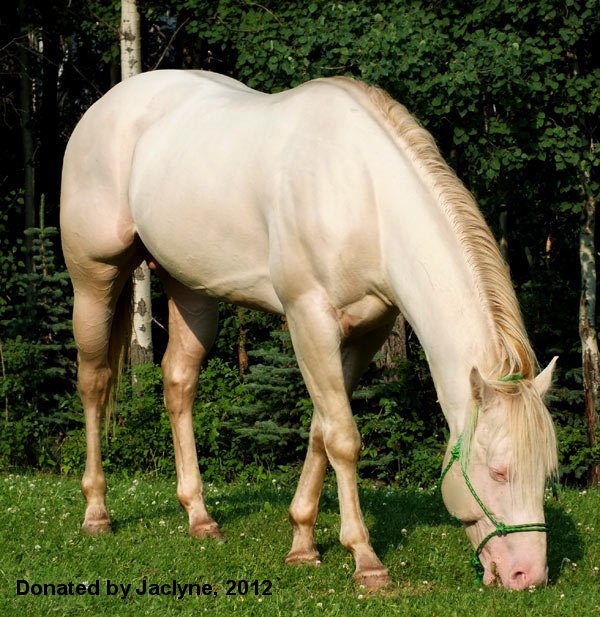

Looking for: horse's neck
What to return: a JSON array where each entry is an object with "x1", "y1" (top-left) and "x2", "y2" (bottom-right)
[{"x1": 379, "y1": 180, "x2": 499, "y2": 436}]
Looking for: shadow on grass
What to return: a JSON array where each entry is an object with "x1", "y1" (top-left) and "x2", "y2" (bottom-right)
[
  {"x1": 109, "y1": 503, "x2": 182, "y2": 534},
  {"x1": 215, "y1": 482, "x2": 581, "y2": 585},
  {"x1": 545, "y1": 499, "x2": 583, "y2": 583},
  {"x1": 104, "y1": 478, "x2": 582, "y2": 586},
  {"x1": 366, "y1": 487, "x2": 582, "y2": 586}
]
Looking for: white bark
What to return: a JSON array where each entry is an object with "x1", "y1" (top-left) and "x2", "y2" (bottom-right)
[
  {"x1": 120, "y1": 0, "x2": 141, "y2": 79},
  {"x1": 121, "y1": 0, "x2": 153, "y2": 365},
  {"x1": 579, "y1": 165, "x2": 600, "y2": 485},
  {"x1": 130, "y1": 262, "x2": 154, "y2": 365}
]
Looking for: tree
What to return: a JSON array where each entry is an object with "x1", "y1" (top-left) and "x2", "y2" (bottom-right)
[
  {"x1": 376, "y1": 315, "x2": 407, "y2": 375},
  {"x1": 1, "y1": 0, "x2": 598, "y2": 482},
  {"x1": 17, "y1": 0, "x2": 35, "y2": 272},
  {"x1": 580, "y1": 160, "x2": 600, "y2": 485},
  {"x1": 120, "y1": 0, "x2": 153, "y2": 365}
]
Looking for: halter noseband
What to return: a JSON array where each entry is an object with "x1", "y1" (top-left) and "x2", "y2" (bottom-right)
[{"x1": 439, "y1": 373, "x2": 549, "y2": 580}]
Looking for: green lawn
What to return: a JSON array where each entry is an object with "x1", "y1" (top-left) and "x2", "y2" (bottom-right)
[{"x1": 0, "y1": 473, "x2": 598, "y2": 616}]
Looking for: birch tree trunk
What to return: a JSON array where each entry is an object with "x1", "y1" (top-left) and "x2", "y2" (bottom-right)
[
  {"x1": 579, "y1": 163, "x2": 600, "y2": 486},
  {"x1": 120, "y1": 0, "x2": 153, "y2": 365}
]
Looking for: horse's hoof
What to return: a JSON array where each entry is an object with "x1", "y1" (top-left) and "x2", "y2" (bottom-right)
[
  {"x1": 190, "y1": 521, "x2": 224, "y2": 541},
  {"x1": 82, "y1": 519, "x2": 111, "y2": 535},
  {"x1": 285, "y1": 548, "x2": 321, "y2": 566},
  {"x1": 352, "y1": 567, "x2": 391, "y2": 591}
]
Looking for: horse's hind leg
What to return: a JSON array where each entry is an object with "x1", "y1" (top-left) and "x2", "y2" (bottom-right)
[
  {"x1": 160, "y1": 275, "x2": 222, "y2": 539},
  {"x1": 286, "y1": 321, "x2": 394, "y2": 568},
  {"x1": 70, "y1": 258, "x2": 137, "y2": 534}
]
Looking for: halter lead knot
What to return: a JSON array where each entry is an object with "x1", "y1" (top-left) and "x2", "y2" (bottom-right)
[{"x1": 495, "y1": 522, "x2": 508, "y2": 535}]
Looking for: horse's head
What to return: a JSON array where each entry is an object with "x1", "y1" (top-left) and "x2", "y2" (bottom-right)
[{"x1": 441, "y1": 358, "x2": 558, "y2": 590}]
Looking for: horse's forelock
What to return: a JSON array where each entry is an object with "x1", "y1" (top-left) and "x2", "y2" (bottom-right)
[
  {"x1": 503, "y1": 382, "x2": 558, "y2": 507},
  {"x1": 461, "y1": 381, "x2": 558, "y2": 509}
]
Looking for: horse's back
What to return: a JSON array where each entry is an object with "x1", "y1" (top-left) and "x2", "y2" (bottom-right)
[
  {"x1": 62, "y1": 70, "x2": 390, "y2": 314},
  {"x1": 127, "y1": 73, "x2": 388, "y2": 310}
]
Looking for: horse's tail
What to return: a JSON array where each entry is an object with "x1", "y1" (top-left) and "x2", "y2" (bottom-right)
[{"x1": 105, "y1": 276, "x2": 134, "y2": 435}]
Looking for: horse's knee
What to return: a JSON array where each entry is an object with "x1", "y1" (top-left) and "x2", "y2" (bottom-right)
[{"x1": 323, "y1": 423, "x2": 361, "y2": 466}]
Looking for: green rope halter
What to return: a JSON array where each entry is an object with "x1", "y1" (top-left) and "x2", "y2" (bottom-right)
[{"x1": 439, "y1": 373, "x2": 549, "y2": 582}]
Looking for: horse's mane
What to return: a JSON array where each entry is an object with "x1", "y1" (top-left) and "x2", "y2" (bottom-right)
[
  {"x1": 333, "y1": 78, "x2": 558, "y2": 493},
  {"x1": 334, "y1": 77, "x2": 535, "y2": 379}
]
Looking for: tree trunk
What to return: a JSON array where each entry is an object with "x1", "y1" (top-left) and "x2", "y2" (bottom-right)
[
  {"x1": 18, "y1": 0, "x2": 35, "y2": 272},
  {"x1": 376, "y1": 314, "x2": 407, "y2": 375},
  {"x1": 121, "y1": 0, "x2": 141, "y2": 78},
  {"x1": 38, "y1": 3, "x2": 61, "y2": 214},
  {"x1": 237, "y1": 309, "x2": 249, "y2": 377},
  {"x1": 121, "y1": 0, "x2": 153, "y2": 365},
  {"x1": 579, "y1": 164, "x2": 600, "y2": 486}
]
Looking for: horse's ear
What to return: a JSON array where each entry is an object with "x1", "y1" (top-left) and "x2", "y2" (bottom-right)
[
  {"x1": 470, "y1": 366, "x2": 492, "y2": 406},
  {"x1": 534, "y1": 356, "x2": 558, "y2": 398}
]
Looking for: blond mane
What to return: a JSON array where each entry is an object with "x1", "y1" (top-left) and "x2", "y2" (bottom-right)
[
  {"x1": 335, "y1": 77, "x2": 536, "y2": 380},
  {"x1": 334, "y1": 78, "x2": 558, "y2": 492}
]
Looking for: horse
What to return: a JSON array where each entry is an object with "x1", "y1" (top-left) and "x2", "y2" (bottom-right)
[{"x1": 60, "y1": 70, "x2": 558, "y2": 591}]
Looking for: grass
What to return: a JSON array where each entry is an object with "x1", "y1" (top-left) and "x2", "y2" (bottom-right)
[{"x1": 0, "y1": 472, "x2": 598, "y2": 616}]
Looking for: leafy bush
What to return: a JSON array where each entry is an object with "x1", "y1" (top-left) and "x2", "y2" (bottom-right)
[
  {"x1": 54, "y1": 326, "x2": 446, "y2": 488},
  {"x1": 2, "y1": 0, "x2": 598, "y2": 487},
  {"x1": 0, "y1": 200, "x2": 77, "y2": 469}
]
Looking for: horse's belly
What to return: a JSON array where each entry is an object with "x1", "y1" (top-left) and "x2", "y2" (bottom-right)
[{"x1": 132, "y1": 194, "x2": 283, "y2": 313}]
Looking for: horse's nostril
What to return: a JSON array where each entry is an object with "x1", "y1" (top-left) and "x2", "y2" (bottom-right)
[
  {"x1": 510, "y1": 570, "x2": 528, "y2": 589},
  {"x1": 508, "y1": 565, "x2": 548, "y2": 590}
]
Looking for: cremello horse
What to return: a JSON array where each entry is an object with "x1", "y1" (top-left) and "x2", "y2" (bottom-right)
[{"x1": 60, "y1": 70, "x2": 558, "y2": 591}]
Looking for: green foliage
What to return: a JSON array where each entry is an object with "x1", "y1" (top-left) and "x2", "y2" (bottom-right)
[
  {"x1": 52, "y1": 327, "x2": 446, "y2": 488},
  {"x1": 0, "y1": 200, "x2": 77, "y2": 470},
  {"x1": 226, "y1": 329, "x2": 311, "y2": 472},
  {"x1": 354, "y1": 346, "x2": 445, "y2": 487},
  {"x1": 1, "y1": 0, "x2": 598, "y2": 485}
]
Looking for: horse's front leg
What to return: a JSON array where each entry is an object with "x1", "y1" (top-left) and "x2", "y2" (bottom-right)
[
  {"x1": 286, "y1": 321, "x2": 395, "y2": 568},
  {"x1": 285, "y1": 295, "x2": 390, "y2": 589},
  {"x1": 161, "y1": 278, "x2": 221, "y2": 539},
  {"x1": 285, "y1": 417, "x2": 327, "y2": 565}
]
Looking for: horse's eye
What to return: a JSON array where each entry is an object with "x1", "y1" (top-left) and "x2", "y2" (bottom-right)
[{"x1": 489, "y1": 467, "x2": 508, "y2": 483}]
